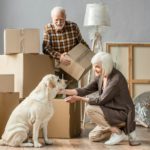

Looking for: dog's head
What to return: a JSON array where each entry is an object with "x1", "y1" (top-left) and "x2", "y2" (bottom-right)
[
  {"x1": 29, "y1": 74, "x2": 66, "y2": 102},
  {"x1": 41, "y1": 74, "x2": 67, "y2": 100},
  {"x1": 42, "y1": 74, "x2": 66, "y2": 91}
]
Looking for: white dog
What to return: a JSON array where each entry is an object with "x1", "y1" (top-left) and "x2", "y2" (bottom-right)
[{"x1": 0, "y1": 74, "x2": 66, "y2": 147}]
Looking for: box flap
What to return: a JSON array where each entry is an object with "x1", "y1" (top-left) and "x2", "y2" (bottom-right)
[{"x1": 59, "y1": 43, "x2": 94, "y2": 80}]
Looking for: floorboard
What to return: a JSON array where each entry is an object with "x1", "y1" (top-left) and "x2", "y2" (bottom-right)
[{"x1": 0, "y1": 126, "x2": 150, "y2": 150}]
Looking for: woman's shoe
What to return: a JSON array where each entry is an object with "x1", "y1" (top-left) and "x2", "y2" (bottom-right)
[{"x1": 104, "y1": 131, "x2": 126, "y2": 145}]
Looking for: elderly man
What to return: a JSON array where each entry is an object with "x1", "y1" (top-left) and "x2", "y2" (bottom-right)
[{"x1": 42, "y1": 6, "x2": 89, "y2": 88}]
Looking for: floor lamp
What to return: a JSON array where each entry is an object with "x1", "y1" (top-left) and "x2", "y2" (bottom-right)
[
  {"x1": 82, "y1": 3, "x2": 111, "y2": 128},
  {"x1": 84, "y1": 3, "x2": 111, "y2": 52}
]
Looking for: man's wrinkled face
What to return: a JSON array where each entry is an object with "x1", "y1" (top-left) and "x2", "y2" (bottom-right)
[
  {"x1": 93, "y1": 63, "x2": 102, "y2": 77},
  {"x1": 52, "y1": 12, "x2": 66, "y2": 31}
]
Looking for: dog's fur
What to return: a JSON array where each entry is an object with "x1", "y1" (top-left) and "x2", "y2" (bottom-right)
[{"x1": 0, "y1": 74, "x2": 66, "y2": 147}]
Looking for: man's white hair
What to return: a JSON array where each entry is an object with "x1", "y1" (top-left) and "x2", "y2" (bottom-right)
[
  {"x1": 91, "y1": 51, "x2": 114, "y2": 76},
  {"x1": 51, "y1": 6, "x2": 66, "y2": 18}
]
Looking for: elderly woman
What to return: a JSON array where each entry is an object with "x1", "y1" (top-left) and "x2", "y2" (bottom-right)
[{"x1": 59, "y1": 51, "x2": 138, "y2": 145}]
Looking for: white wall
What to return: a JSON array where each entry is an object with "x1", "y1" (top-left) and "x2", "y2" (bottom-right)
[{"x1": 0, "y1": 0, "x2": 150, "y2": 54}]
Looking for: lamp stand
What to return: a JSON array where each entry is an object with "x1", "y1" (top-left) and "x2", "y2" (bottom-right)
[
  {"x1": 82, "y1": 29, "x2": 104, "y2": 128},
  {"x1": 91, "y1": 27, "x2": 103, "y2": 52},
  {"x1": 82, "y1": 2, "x2": 110, "y2": 129}
]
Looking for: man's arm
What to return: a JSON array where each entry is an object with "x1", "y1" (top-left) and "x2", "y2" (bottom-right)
[
  {"x1": 76, "y1": 77, "x2": 99, "y2": 96},
  {"x1": 75, "y1": 23, "x2": 90, "y2": 49},
  {"x1": 42, "y1": 24, "x2": 61, "y2": 60}
]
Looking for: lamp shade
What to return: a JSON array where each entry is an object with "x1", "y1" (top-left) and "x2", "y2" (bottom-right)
[{"x1": 84, "y1": 3, "x2": 111, "y2": 27}]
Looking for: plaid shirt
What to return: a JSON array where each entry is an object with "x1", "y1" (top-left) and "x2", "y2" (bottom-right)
[{"x1": 42, "y1": 21, "x2": 89, "y2": 60}]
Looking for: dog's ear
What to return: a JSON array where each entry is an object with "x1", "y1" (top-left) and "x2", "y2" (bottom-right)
[
  {"x1": 49, "y1": 80, "x2": 56, "y2": 88},
  {"x1": 47, "y1": 75, "x2": 58, "y2": 89}
]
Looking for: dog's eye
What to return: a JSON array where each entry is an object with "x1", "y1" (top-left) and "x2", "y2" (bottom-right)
[{"x1": 57, "y1": 79, "x2": 60, "y2": 82}]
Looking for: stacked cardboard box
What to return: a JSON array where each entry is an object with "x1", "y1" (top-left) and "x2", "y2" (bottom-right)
[
  {"x1": 4, "y1": 28, "x2": 40, "y2": 54},
  {"x1": 0, "y1": 28, "x2": 81, "y2": 139},
  {"x1": 0, "y1": 92, "x2": 19, "y2": 136},
  {"x1": 0, "y1": 74, "x2": 14, "y2": 92},
  {"x1": 0, "y1": 28, "x2": 55, "y2": 136},
  {"x1": 0, "y1": 54, "x2": 54, "y2": 98},
  {"x1": 1, "y1": 28, "x2": 55, "y2": 98}
]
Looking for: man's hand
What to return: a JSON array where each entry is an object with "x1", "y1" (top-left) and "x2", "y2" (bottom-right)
[{"x1": 60, "y1": 53, "x2": 71, "y2": 65}]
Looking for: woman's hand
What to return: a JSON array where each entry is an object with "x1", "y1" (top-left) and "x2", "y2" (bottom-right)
[
  {"x1": 58, "y1": 89, "x2": 78, "y2": 96},
  {"x1": 65, "y1": 95, "x2": 81, "y2": 103},
  {"x1": 58, "y1": 89, "x2": 65, "y2": 95}
]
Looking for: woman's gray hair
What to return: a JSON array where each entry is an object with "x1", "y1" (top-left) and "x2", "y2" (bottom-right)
[
  {"x1": 91, "y1": 51, "x2": 114, "y2": 76},
  {"x1": 51, "y1": 6, "x2": 66, "y2": 18}
]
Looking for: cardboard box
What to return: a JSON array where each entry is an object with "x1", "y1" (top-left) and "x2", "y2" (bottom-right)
[
  {"x1": 4, "y1": 28, "x2": 40, "y2": 54},
  {"x1": 46, "y1": 99, "x2": 81, "y2": 138},
  {"x1": 0, "y1": 54, "x2": 54, "y2": 98},
  {"x1": 59, "y1": 43, "x2": 94, "y2": 80},
  {"x1": 0, "y1": 74, "x2": 14, "y2": 92},
  {"x1": 0, "y1": 92, "x2": 19, "y2": 137}
]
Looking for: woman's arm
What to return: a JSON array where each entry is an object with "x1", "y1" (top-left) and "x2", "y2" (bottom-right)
[
  {"x1": 65, "y1": 95, "x2": 89, "y2": 103},
  {"x1": 58, "y1": 77, "x2": 98, "y2": 103},
  {"x1": 58, "y1": 89, "x2": 89, "y2": 103},
  {"x1": 64, "y1": 89, "x2": 78, "y2": 96},
  {"x1": 88, "y1": 74, "x2": 120, "y2": 105},
  {"x1": 59, "y1": 77, "x2": 99, "y2": 96},
  {"x1": 76, "y1": 78, "x2": 99, "y2": 96}
]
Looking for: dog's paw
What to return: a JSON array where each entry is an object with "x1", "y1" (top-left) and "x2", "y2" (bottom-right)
[
  {"x1": 34, "y1": 142, "x2": 42, "y2": 148},
  {"x1": 0, "y1": 139, "x2": 5, "y2": 146},
  {"x1": 45, "y1": 139, "x2": 53, "y2": 145},
  {"x1": 20, "y1": 142, "x2": 34, "y2": 147}
]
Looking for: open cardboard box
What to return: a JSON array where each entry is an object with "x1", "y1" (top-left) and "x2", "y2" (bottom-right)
[{"x1": 59, "y1": 43, "x2": 94, "y2": 80}]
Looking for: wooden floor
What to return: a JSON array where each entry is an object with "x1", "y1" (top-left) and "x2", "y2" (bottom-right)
[{"x1": 0, "y1": 126, "x2": 150, "y2": 150}]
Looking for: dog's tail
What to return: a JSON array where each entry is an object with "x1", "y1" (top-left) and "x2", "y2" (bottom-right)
[{"x1": 0, "y1": 139, "x2": 5, "y2": 146}]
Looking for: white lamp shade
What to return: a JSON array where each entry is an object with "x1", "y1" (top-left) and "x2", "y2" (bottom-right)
[{"x1": 84, "y1": 3, "x2": 111, "y2": 27}]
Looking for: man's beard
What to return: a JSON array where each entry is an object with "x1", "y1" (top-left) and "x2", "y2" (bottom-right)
[{"x1": 54, "y1": 23, "x2": 65, "y2": 31}]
